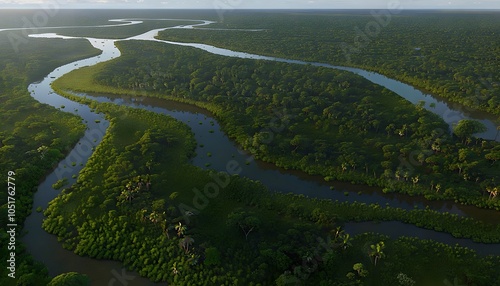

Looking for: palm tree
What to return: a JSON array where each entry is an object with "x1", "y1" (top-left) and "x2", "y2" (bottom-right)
[
  {"x1": 435, "y1": 184, "x2": 441, "y2": 193},
  {"x1": 369, "y1": 241, "x2": 385, "y2": 266},
  {"x1": 398, "y1": 124, "x2": 408, "y2": 137},
  {"x1": 149, "y1": 211, "x2": 162, "y2": 225},
  {"x1": 121, "y1": 189, "x2": 134, "y2": 202},
  {"x1": 403, "y1": 171, "x2": 409, "y2": 181},
  {"x1": 179, "y1": 236, "x2": 194, "y2": 253},
  {"x1": 339, "y1": 233, "x2": 352, "y2": 250},
  {"x1": 341, "y1": 162, "x2": 348, "y2": 173},
  {"x1": 171, "y1": 262, "x2": 181, "y2": 276},
  {"x1": 412, "y1": 175, "x2": 419, "y2": 185},
  {"x1": 487, "y1": 187, "x2": 498, "y2": 200},
  {"x1": 138, "y1": 208, "x2": 148, "y2": 222},
  {"x1": 175, "y1": 222, "x2": 187, "y2": 237},
  {"x1": 395, "y1": 169, "x2": 401, "y2": 181},
  {"x1": 332, "y1": 226, "x2": 344, "y2": 240}
]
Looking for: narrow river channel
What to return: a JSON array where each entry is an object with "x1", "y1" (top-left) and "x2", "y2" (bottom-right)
[{"x1": 16, "y1": 19, "x2": 500, "y2": 284}]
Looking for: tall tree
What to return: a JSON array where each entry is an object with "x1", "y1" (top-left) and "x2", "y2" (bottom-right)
[
  {"x1": 226, "y1": 211, "x2": 261, "y2": 240},
  {"x1": 369, "y1": 241, "x2": 385, "y2": 266},
  {"x1": 179, "y1": 236, "x2": 194, "y2": 253}
]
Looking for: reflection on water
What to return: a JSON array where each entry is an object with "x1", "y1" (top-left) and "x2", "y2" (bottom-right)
[
  {"x1": 20, "y1": 18, "x2": 500, "y2": 283},
  {"x1": 88, "y1": 93, "x2": 500, "y2": 225},
  {"x1": 30, "y1": 20, "x2": 500, "y2": 141},
  {"x1": 344, "y1": 221, "x2": 500, "y2": 256}
]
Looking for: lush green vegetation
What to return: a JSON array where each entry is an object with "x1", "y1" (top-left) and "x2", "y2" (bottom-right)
[
  {"x1": 51, "y1": 73, "x2": 500, "y2": 245},
  {"x1": 0, "y1": 29, "x2": 102, "y2": 285},
  {"x1": 158, "y1": 11, "x2": 500, "y2": 118},
  {"x1": 49, "y1": 35, "x2": 500, "y2": 283},
  {"x1": 58, "y1": 39, "x2": 500, "y2": 210},
  {"x1": 3, "y1": 10, "x2": 499, "y2": 286},
  {"x1": 47, "y1": 272, "x2": 90, "y2": 286},
  {"x1": 40, "y1": 92, "x2": 500, "y2": 284}
]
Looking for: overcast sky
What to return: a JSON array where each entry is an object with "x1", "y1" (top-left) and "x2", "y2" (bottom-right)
[{"x1": 0, "y1": 0, "x2": 499, "y2": 9}]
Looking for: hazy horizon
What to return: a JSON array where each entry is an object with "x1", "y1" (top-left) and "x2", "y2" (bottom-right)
[{"x1": 1, "y1": 0, "x2": 499, "y2": 10}]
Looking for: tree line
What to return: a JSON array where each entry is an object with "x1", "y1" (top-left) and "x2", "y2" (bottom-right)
[
  {"x1": 158, "y1": 11, "x2": 500, "y2": 118},
  {"x1": 93, "y1": 40, "x2": 500, "y2": 210},
  {"x1": 41, "y1": 98, "x2": 500, "y2": 285}
]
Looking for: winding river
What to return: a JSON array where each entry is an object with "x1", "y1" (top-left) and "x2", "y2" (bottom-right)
[{"x1": 11, "y1": 18, "x2": 499, "y2": 284}]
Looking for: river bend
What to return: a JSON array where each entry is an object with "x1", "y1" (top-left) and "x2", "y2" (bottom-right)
[{"x1": 10, "y1": 18, "x2": 499, "y2": 283}]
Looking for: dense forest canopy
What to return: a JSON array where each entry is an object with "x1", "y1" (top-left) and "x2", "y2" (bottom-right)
[
  {"x1": 77, "y1": 40, "x2": 500, "y2": 209},
  {"x1": 45, "y1": 83, "x2": 500, "y2": 285},
  {"x1": 158, "y1": 11, "x2": 500, "y2": 118},
  {"x1": 47, "y1": 26, "x2": 500, "y2": 283},
  {"x1": 1, "y1": 9, "x2": 499, "y2": 286}
]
